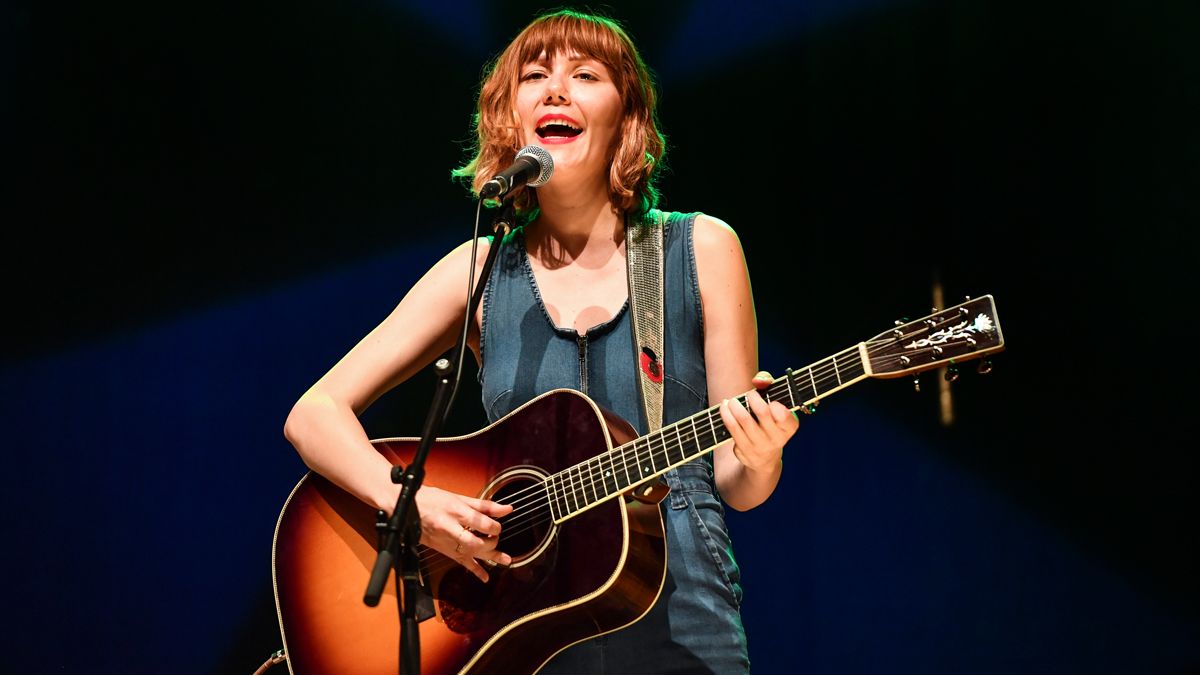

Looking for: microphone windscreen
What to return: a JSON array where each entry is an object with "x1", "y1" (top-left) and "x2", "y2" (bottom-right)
[{"x1": 516, "y1": 145, "x2": 554, "y2": 187}]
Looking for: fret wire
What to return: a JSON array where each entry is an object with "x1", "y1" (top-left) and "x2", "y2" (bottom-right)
[
  {"x1": 673, "y1": 422, "x2": 687, "y2": 465},
  {"x1": 561, "y1": 473, "x2": 573, "y2": 519},
  {"x1": 661, "y1": 430, "x2": 672, "y2": 469},
  {"x1": 651, "y1": 435, "x2": 663, "y2": 474},
  {"x1": 708, "y1": 408, "x2": 720, "y2": 446},
  {"x1": 583, "y1": 457, "x2": 598, "y2": 506},
  {"x1": 591, "y1": 455, "x2": 603, "y2": 498},
  {"x1": 619, "y1": 440, "x2": 634, "y2": 490},
  {"x1": 664, "y1": 423, "x2": 678, "y2": 466},
  {"x1": 544, "y1": 481, "x2": 558, "y2": 522},
  {"x1": 602, "y1": 451, "x2": 617, "y2": 495},
  {"x1": 560, "y1": 467, "x2": 572, "y2": 516},
  {"x1": 549, "y1": 474, "x2": 563, "y2": 520},
  {"x1": 552, "y1": 471, "x2": 565, "y2": 517},
  {"x1": 576, "y1": 462, "x2": 589, "y2": 509},
  {"x1": 604, "y1": 449, "x2": 614, "y2": 492},
  {"x1": 646, "y1": 435, "x2": 658, "y2": 475},
  {"x1": 785, "y1": 370, "x2": 796, "y2": 406},
  {"x1": 590, "y1": 454, "x2": 604, "y2": 502},
  {"x1": 591, "y1": 455, "x2": 605, "y2": 501},
  {"x1": 679, "y1": 420, "x2": 697, "y2": 463},
  {"x1": 567, "y1": 465, "x2": 582, "y2": 515}
]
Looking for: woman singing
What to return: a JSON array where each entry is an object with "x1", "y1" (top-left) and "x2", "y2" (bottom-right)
[{"x1": 284, "y1": 9, "x2": 799, "y2": 673}]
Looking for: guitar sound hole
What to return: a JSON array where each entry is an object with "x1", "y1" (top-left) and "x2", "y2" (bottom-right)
[
  {"x1": 487, "y1": 470, "x2": 555, "y2": 566},
  {"x1": 436, "y1": 470, "x2": 556, "y2": 634}
]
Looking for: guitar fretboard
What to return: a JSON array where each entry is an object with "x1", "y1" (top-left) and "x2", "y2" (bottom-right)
[{"x1": 545, "y1": 346, "x2": 868, "y2": 522}]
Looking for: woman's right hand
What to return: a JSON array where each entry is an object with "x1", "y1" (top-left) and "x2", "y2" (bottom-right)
[{"x1": 414, "y1": 485, "x2": 514, "y2": 582}]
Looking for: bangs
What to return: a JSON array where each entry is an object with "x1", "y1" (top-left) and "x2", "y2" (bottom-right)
[{"x1": 510, "y1": 13, "x2": 632, "y2": 75}]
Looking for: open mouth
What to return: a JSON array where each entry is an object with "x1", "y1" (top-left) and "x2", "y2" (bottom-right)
[{"x1": 536, "y1": 116, "x2": 583, "y2": 139}]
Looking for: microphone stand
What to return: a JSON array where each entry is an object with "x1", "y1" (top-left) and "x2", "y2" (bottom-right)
[{"x1": 363, "y1": 199, "x2": 517, "y2": 675}]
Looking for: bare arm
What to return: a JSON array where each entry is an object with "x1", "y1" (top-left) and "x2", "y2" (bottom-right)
[
  {"x1": 692, "y1": 215, "x2": 799, "y2": 511},
  {"x1": 283, "y1": 238, "x2": 512, "y2": 580}
]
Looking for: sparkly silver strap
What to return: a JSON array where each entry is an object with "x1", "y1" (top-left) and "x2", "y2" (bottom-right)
[{"x1": 626, "y1": 210, "x2": 667, "y2": 432}]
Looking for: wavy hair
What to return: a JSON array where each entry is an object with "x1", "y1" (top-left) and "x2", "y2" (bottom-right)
[{"x1": 453, "y1": 10, "x2": 666, "y2": 217}]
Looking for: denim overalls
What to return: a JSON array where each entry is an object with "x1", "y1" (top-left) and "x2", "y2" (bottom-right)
[{"x1": 478, "y1": 212, "x2": 750, "y2": 673}]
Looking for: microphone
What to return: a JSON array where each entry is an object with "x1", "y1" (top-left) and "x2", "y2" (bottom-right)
[{"x1": 479, "y1": 145, "x2": 553, "y2": 199}]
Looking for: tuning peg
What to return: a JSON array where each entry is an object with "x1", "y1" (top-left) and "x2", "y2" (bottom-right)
[
  {"x1": 944, "y1": 365, "x2": 960, "y2": 382},
  {"x1": 977, "y1": 359, "x2": 993, "y2": 375},
  {"x1": 912, "y1": 375, "x2": 921, "y2": 392}
]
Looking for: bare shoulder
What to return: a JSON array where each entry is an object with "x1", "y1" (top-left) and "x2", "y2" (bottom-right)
[
  {"x1": 692, "y1": 213, "x2": 740, "y2": 247},
  {"x1": 691, "y1": 214, "x2": 748, "y2": 282},
  {"x1": 432, "y1": 236, "x2": 494, "y2": 273},
  {"x1": 417, "y1": 236, "x2": 494, "y2": 293}
]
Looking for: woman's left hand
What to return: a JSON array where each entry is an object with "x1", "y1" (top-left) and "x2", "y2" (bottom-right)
[{"x1": 719, "y1": 371, "x2": 800, "y2": 472}]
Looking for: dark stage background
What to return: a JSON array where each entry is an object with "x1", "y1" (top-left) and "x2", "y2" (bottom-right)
[{"x1": 3, "y1": 1, "x2": 1198, "y2": 673}]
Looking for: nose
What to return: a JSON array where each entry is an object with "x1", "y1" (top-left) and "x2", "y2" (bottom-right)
[{"x1": 543, "y1": 76, "x2": 569, "y2": 104}]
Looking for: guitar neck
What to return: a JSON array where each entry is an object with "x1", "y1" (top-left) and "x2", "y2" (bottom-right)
[
  {"x1": 544, "y1": 294, "x2": 1004, "y2": 523},
  {"x1": 546, "y1": 345, "x2": 869, "y2": 522}
]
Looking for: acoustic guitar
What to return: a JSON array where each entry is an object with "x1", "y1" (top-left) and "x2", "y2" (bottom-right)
[{"x1": 272, "y1": 295, "x2": 1005, "y2": 674}]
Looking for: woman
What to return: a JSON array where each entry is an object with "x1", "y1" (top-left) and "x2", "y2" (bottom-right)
[{"x1": 284, "y1": 10, "x2": 799, "y2": 673}]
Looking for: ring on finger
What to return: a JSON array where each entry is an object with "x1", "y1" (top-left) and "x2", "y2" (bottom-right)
[{"x1": 456, "y1": 527, "x2": 475, "y2": 555}]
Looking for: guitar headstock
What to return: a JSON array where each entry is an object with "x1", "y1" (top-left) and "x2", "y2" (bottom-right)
[{"x1": 866, "y1": 295, "x2": 1004, "y2": 378}]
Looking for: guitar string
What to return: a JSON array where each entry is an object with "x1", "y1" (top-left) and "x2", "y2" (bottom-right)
[
  {"x1": 419, "y1": 334, "x2": 974, "y2": 557},
  {"x1": 444, "y1": 333, "x2": 975, "y2": 529},
  {"x1": 413, "y1": 326, "x2": 993, "y2": 573},
  {"x1": 482, "y1": 308, "x2": 988, "y2": 519},
  {"x1": 479, "y1": 346, "x2": 861, "y2": 514},
  {"x1": 413, "y1": 356, "x2": 877, "y2": 573},
  {"x1": 463, "y1": 339, "x2": 909, "y2": 517},
  {"x1": 429, "y1": 356, "x2": 842, "y2": 528},
  {"x1": 414, "y1": 381, "x2": 769, "y2": 575},
  {"x1": 417, "y1": 376, "x2": 987, "y2": 576},
  {"x1": 415, "y1": 355, "x2": 883, "y2": 576}
]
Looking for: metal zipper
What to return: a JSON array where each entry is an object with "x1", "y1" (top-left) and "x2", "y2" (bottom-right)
[{"x1": 576, "y1": 333, "x2": 588, "y2": 395}]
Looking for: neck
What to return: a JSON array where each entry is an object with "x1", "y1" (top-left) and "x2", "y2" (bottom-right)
[{"x1": 527, "y1": 182, "x2": 623, "y2": 264}]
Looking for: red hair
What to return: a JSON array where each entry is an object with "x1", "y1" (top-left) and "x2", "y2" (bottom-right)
[{"x1": 453, "y1": 10, "x2": 666, "y2": 217}]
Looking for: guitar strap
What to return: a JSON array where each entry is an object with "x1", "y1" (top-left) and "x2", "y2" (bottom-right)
[{"x1": 626, "y1": 209, "x2": 667, "y2": 433}]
